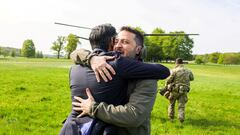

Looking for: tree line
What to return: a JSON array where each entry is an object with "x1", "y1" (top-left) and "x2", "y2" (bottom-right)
[
  {"x1": 194, "y1": 52, "x2": 240, "y2": 65},
  {"x1": 135, "y1": 27, "x2": 194, "y2": 62},
  {"x1": 0, "y1": 47, "x2": 20, "y2": 57},
  {"x1": 0, "y1": 40, "x2": 44, "y2": 58},
  {"x1": 0, "y1": 45, "x2": 43, "y2": 58},
  {"x1": 0, "y1": 33, "x2": 80, "y2": 59}
]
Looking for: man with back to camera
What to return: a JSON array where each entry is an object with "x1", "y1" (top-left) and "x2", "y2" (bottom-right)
[
  {"x1": 60, "y1": 24, "x2": 170, "y2": 135},
  {"x1": 160, "y1": 58, "x2": 194, "y2": 123},
  {"x1": 71, "y1": 26, "x2": 170, "y2": 135}
]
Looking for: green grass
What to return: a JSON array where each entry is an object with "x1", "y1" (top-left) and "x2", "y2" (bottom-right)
[
  {"x1": 0, "y1": 58, "x2": 72, "y2": 135},
  {"x1": 0, "y1": 58, "x2": 240, "y2": 135}
]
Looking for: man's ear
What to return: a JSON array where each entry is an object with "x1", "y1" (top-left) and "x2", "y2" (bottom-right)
[{"x1": 136, "y1": 46, "x2": 142, "y2": 55}]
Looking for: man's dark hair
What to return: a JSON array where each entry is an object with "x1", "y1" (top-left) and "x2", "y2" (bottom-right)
[
  {"x1": 176, "y1": 58, "x2": 183, "y2": 64},
  {"x1": 89, "y1": 24, "x2": 117, "y2": 51},
  {"x1": 120, "y1": 26, "x2": 144, "y2": 47}
]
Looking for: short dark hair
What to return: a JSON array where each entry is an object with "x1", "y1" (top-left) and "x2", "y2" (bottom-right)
[
  {"x1": 176, "y1": 58, "x2": 183, "y2": 64},
  {"x1": 89, "y1": 24, "x2": 117, "y2": 51},
  {"x1": 119, "y1": 26, "x2": 144, "y2": 47}
]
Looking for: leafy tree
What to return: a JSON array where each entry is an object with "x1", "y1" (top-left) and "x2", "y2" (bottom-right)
[
  {"x1": 35, "y1": 51, "x2": 43, "y2": 58},
  {"x1": 143, "y1": 28, "x2": 194, "y2": 62},
  {"x1": 146, "y1": 28, "x2": 165, "y2": 62},
  {"x1": 0, "y1": 47, "x2": 21, "y2": 57},
  {"x1": 238, "y1": 52, "x2": 240, "y2": 64},
  {"x1": 217, "y1": 53, "x2": 240, "y2": 65},
  {"x1": 40, "y1": 51, "x2": 43, "y2": 58},
  {"x1": 65, "y1": 34, "x2": 80, "y2": 59},
  {"x1": 162, "y1": 36, "x2": 176, "y2": 62},
  {"x1": 209, "y1": 52, "x2": 220, "y2": 63},
  {"x1": 0, "y1": 47, "x2": 2, "y2": 56},
  {"x1": 194, "y1": 54, "x2": 209, "y2": 64},
  {"x1": 222, "y1": 53, "x2": 239, "y2": 64},
  {"x1": 224, "y1": 54, "x2": 238, "y2": 64},
  {"x1": 167, "y1": 31, "x2": 194, "y2": 60},
  {"x1": 21, "y1": 39, "x2": 35, "y2": 57},
  {"x1": 217, "y1": 53, "x2": 224, "y2": 64},
  {"x1": 11, "y1": 49, "x2": 16, "y2": 57},
  {"x1": 203, "y1": 54, "x2": 209, "y2": 63},
  {"x1": 195, "y1": 55, "x2": 205, "y2": 64},
  {"x1": 2, "y1": 48, "x2": 10, "y2": 57},
  {"x1": 51, "y1": 36, "x2": 66, "y2": 59}
]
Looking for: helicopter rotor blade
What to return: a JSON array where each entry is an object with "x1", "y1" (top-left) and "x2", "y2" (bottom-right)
[
  {"x1": 54, "y1": 22, "x2": 92, "y2": 30},
  {"x1": 144, "y1": 33, "x2": 199, "y2": 36},
  {"x1": 74, "y1": 35, "x2": 89, "y2": 40},
  {"x1": 54, "y1": 22, "x2": 199, "y2": 38}
]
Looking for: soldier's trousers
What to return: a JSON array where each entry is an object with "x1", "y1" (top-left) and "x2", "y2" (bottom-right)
[{"x1": 168, "y1": 93, "x2": 188, "y2": 122}]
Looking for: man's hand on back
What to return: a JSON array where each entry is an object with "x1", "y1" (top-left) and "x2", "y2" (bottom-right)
[
  {"x1": 90, "y1": 56, "x2": 116, "y2": 82},
  {"x1": 73, "y1": 88, "x2": 95, "y2": 117}
]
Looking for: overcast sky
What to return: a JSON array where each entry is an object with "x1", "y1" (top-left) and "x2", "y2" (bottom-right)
[{"x1": 0, "y1": 0, "x2": 239, "y2": 54}]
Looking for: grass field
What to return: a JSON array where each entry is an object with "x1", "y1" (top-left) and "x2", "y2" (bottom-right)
[{"x1": 0, "y1": 58, "x2": 239, "y2": 135}]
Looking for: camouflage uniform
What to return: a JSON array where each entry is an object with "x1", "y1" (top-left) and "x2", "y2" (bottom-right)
[{"x1": 165, "y1": 64, "x2": 194, "y2": 122}]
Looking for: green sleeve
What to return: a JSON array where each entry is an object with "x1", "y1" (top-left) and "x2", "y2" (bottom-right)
[
  {"x1": 89, "y1": 79, "x2": 158, "y2": 127},
  {"x1": 70, "y1": 49, "x2": 96, "y2": 66}
]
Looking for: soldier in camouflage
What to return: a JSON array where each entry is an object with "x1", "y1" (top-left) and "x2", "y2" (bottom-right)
[{"x1": 160, "y1": 58, "x2": 194, "y2": 123}]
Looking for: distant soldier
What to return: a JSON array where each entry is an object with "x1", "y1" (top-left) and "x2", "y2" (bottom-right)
[{"x1": 160, "y1": 58, "x2": 194, "y2": 123}]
